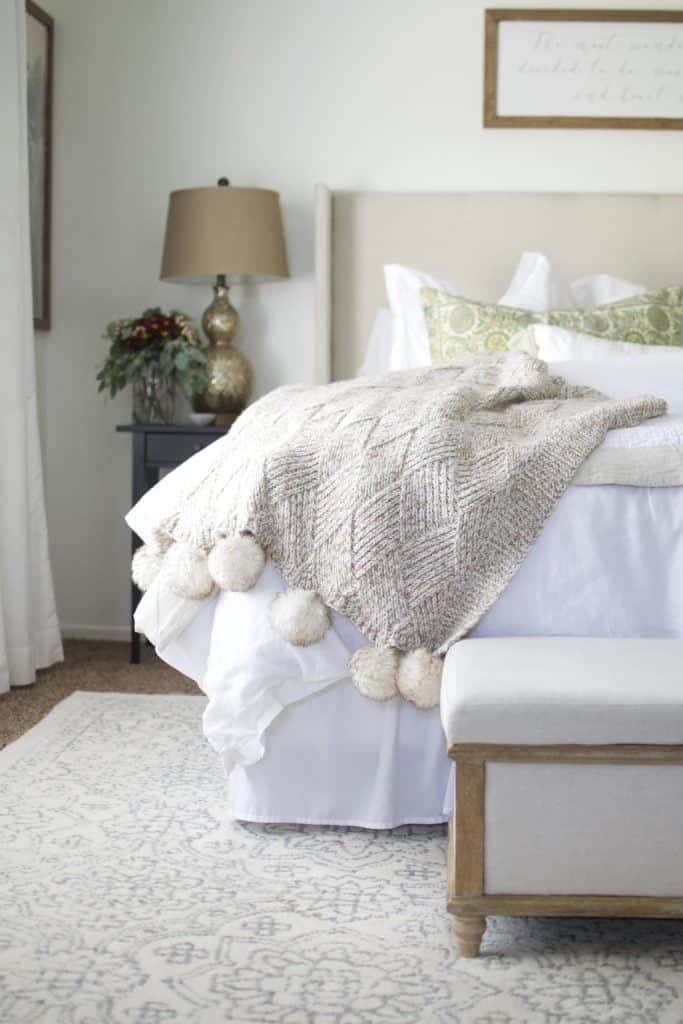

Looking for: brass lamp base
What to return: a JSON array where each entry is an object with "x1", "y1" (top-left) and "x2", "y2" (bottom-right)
[{"x1": 193, "y1": 276, "x2": 253, "y2": 416}]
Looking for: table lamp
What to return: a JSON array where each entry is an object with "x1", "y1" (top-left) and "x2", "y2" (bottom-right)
[{"x1": 160, "y1": 178, "x2": 289, "y2": 418}]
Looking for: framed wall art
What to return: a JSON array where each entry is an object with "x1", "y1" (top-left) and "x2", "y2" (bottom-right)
[
  {"x1": 26, "y1": 0, "x2": 53, "y2": 330},
  {"x1": 484, "y1": 9, "x2": 683, "y2": 129}
]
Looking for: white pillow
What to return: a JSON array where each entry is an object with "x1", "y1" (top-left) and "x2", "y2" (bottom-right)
[
  {"x1": 512, "y1": 324, "x2": 682, "y2": 362},
  {"x1": 384, "y1": 265, "x2": 457, "y2": 371},
  {"x1": 382, "y1": 254, "x2": 561, "y2": 373},
  {"x1": 498, "y1": 252, "x2": 574, "y2": 312},
  {"x1": 548, "y1": 356, "x2": 683, "y2": 415},
  {"x1": 572, "y1": 273, "x2": 646, "y2": 309},
  {"x1": 367, "y1": 255, "x2": 650, "y2": 376},
  {"x1": 356, "y1": 308, "x2": 393, "y2": 378},
  {"x1": 499, "y1": 251, "x2": 647, "y2": 311}
]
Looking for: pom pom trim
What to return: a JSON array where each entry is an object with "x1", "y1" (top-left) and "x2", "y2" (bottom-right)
[
  {"x1": 208, "y1": 534, "x2": 266, "y2": 592},
  {"x1": 396, "y1": 648, "x2": 442, "y2": 710},
  {"x1": 131, "y1": 544, "x2": 163, "y2": 593},
  {"x1": 162, "y1": 543, "x2": 215, "y2": 600},
  {"x1": 270, "y1": 588, "x2": 330, "y2": 646},
  {"x1": 349, "y1": 646, "x2": 399, "y2": 702}
]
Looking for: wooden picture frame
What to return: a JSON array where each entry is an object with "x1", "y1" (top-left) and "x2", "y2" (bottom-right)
[
  {"x1": 484, "y1": 9, "x2": 683, "y2": 130},
  {"x1": 26, "y1": 0, "x2": 53, "y2": 330}
]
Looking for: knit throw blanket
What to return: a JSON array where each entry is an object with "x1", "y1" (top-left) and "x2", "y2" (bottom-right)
[{"x1": 135, "y1": 352, "x2": 664, "y2": 708}]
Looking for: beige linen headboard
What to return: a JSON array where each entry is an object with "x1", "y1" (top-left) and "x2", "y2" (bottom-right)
[{"x1": 314, "y1": 185, "x2": 683, "y2": 383}]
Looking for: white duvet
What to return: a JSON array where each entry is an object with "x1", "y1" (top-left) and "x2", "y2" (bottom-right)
[{"x1": 128, "y1": 409, "x2": 683, "y2": 825}]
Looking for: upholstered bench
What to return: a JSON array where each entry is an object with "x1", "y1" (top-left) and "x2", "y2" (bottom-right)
[{"x1": 441, "y1": 637, "x2": 683, "y2": 957}]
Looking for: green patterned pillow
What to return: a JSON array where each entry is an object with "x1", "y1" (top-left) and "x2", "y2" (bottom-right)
[{"x1": 422, "y1": 286, "x2": 683, "y2": 363}]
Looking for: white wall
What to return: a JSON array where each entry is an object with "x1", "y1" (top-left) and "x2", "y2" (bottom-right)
[{"x1": 37, "y1": 0, "x2": 683, "y2": 637}]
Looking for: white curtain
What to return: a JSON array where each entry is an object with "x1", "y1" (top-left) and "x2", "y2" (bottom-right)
[{"x1": 0, "y1": 0, "x2": 62, "y2": 692}]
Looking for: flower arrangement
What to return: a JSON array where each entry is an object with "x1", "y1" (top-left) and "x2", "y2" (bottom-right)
[{"x1": 96, "y1": 308, "x2": 207, "y2": 423}]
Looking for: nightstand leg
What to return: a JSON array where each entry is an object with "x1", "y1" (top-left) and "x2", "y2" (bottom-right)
[
  {"x1": 130, "y1": 548, "x2": 141, "y2": 664},
  {"x1": 129, "y1": 434, "x2": 155, "y2": 664}
]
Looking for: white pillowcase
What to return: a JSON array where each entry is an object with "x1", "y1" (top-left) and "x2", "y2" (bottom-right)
[
  {"x1": 549, "y1": 357, "x2": 683, "y2": 415},
  {"x1": 571, "y1": 273, "x2": 646, "y2": 310},
  {"x1": 383, "y1": 265, "x2": 457, "y2": 372},
  {"x1": 357, "y1": 308, "x2": 394, "y2": 378},
  {"x1": 360, "y1": 254, "x2": 649, "y2": 377},
  {"x1": 498, "y1": 251, "x2": 574, "y2": 312},
  {"x1": 512, "y1": 324, "x2": 682, "y2": 362},
  {"x1": 381, "y1": 256, "x2": 555, "y2": 373},
  {"x1": 503, "y1": 252, "x2": 647, "y2": 311}
]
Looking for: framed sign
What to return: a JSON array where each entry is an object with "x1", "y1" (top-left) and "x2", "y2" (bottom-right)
[
  {"x1": 26, "y1": 0, "x2": 53, "y2": 330},
  {"x1": 484, "y1": 9, "x2": 683, "y2": 129}
]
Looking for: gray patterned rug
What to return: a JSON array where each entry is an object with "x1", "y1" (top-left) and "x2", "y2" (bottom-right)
[{"x1": 1, "y1": 693, "x2": 682, "y2": 1024}]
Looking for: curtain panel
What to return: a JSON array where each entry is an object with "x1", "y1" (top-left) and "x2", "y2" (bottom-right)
[{"x1": 0, "y1": 0, "x2": 62, "y2": 691}]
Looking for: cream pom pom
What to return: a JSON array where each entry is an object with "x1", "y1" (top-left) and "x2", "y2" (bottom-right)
[
  {"x1": 396, "y1": 648, "x2": 442, "y2": 709},
  {"x1": 151, "y1": 527, "x2": 173, "y2": 556},
  {"x1": 270, "y1": 588, "x2": 330, "y2": 646},
  {"x1": 349, "y1": 647, "x2": 399, "y2": 702},
  {"x1": 162, "y1": 543, "x2": 215, "y2": 600},
  {"x1": 131, "y1": 544, "x2": 163, "y2": 592},
  {"x1": 208, "y1": 534, "x2": 266, "y2": 591}
]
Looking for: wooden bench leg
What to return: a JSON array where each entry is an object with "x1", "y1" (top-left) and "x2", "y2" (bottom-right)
[
  {"x1": 453, "y1": 914, "x2": 486, "y2": 958},
  {"x1": 449, "y1": 759, "x2": 486, "y2": 955}
]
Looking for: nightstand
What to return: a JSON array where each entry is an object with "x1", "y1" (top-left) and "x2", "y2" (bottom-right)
[{"x1": 117, "y1": 422, "x2": 233, "y2": 663}]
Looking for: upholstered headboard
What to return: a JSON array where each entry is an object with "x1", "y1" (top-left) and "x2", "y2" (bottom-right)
[{"x1": 314, "y1": 186, "x2": 683, "y2": 383}]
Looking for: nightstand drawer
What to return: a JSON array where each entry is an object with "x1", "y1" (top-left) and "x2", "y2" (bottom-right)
[{"x1": 145, "y1": 431, "x2": 223, "y2": 466}]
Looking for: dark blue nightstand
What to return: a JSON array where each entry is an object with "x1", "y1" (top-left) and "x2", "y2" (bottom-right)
[{"x1": 117, "y1": 422, "x2": 233, "y2": 663}]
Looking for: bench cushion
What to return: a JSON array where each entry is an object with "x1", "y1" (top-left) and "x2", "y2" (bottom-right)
[{"x1": 441, "y1": 638, "x2": 683, "y2": 746}]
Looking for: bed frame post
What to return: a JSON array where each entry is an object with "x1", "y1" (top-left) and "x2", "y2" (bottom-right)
[{"x1": 314, "y1": 183, "x2": 332, "y2": 385}]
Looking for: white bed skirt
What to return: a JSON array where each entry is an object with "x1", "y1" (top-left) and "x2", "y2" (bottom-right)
[
  {"x1": 229, "y1": 680, "x2": 450, "y2": 828},
  {"x1": 134, "y1": 469, "x2": 683, "y2": 828},
  {"x1": 137, "y1": 562, "x2": 453, "y2": 828}
]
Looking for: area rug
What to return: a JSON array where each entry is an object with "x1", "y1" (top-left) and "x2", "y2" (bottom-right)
[{"x1": 1, "y1": 693, "x2": 683, "y2": 1024}]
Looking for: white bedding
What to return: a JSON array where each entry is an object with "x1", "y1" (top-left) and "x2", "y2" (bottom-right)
[{"x1": 130, "y1": 414, "x2": 683, "y2": 827}]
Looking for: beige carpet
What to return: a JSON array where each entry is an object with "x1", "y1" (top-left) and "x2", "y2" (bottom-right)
[{"x1": 0, "y1": 638, "x2": 200, "y2": 749}]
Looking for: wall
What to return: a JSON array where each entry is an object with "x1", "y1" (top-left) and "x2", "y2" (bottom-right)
[{"x1": 36, "y1": 0, "x2": 683, "y2": 637}]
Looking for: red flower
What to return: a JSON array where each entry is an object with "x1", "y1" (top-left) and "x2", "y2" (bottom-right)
[{"x1": 117, "y1": 310, "x2": 184, "y2": 350}]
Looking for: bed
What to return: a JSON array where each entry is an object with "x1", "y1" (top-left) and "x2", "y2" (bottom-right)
[{"x1": 128, "y1": 188, "x2": 683, "y2": 829}]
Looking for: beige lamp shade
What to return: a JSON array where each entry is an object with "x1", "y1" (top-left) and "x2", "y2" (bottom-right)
[{"x1": 160, "y1": 185, "x2": 289, "y2": 284}]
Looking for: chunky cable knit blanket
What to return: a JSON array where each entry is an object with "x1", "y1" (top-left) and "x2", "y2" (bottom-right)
[{"x1": 159, "y1": 352, "x2": 664, "y2": 655}]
